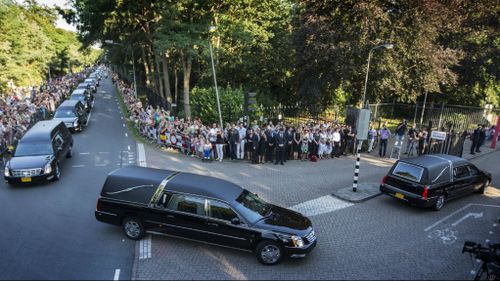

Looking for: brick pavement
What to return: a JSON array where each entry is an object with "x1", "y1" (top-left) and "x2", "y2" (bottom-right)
[{"x1": 131, "y1": 138, "x2": 500, "y2": 280}]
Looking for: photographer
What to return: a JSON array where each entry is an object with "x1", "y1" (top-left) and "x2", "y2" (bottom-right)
[{"x1": 395, "y1": 119, "x2": 407, "y2": 149}]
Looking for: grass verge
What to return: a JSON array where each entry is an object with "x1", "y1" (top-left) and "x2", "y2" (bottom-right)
[{"x1": 113, "y1": 85, "x2": 144, "y2": 143}]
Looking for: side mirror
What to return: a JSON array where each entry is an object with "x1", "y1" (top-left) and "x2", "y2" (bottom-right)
[{"x1": 231, "y1": 217, "x2": 240, "y2": 225}]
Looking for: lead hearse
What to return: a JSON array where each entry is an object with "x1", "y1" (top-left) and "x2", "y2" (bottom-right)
[
  {"x1": 95, "y1": 166, "x2": 316, "y2": 265},
  {"x1": 380, "y1": 154, "x2": 491, "y2": 211}
]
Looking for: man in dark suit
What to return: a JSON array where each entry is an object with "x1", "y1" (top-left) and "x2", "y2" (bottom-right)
[
  {"x1": 266, "y1": 127, "x2": 274, "y2": 163},
  {"x1": 275, "y1": 127, "x2": 286, "y2": 165},
  {"x1": 470, "y1": 124, "x2": 482, "y2": 155},
  {"x1": 228, "y1": 124, "x2": 239, "y2": 160},
  {"x1": 252, "y1": 128, "x2": 261, "y2": 164},
  {"x1": 285, "y1": 127, "x2": 293, "y2": 161}
]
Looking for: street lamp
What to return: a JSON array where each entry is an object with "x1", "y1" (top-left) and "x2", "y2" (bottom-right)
[
  {"x1": 208, "y1": 25, "x2": 224, "y2": 130},
  {"x1": 361, "y1": 43, "x2": 394, "y2": 108},
  {"x1": 105, "y1": 40, "x2": 137, "y2": 98}
]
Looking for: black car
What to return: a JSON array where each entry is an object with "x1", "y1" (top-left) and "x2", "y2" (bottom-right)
[
  {"x1": 76, "y1": 83, "x2": 95, "y2": 98},
  {"x1": 380, "y1": 154, "x2": 491, "y2": 211},
  {"x1": 70, "y1": 89, "x2": 92, "y2": 112},
  {"x1": 86, "y1": 76, "x2": 99, "y2": 88},
  {"x1": 95, "y1": 166, "x2": 317, "y2": 265},
  {"x1": 52, "y1": 100, "x2": 88, "y2": 132},
  {"x1": 4, "y1": 120, "x2": 73, "y2": 184}
]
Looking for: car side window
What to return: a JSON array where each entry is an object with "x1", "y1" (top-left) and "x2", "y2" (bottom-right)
[
  {"x1": 156, "y1": 192, "x2": 172, "y2": 209},
  {"x1": 467, "y1": 165, "x2": 479, "y2": 176},
  {"x1": 454, "y1": 166, "x2": 470, "y2": 179},
  {"x1": 53, "y1": 133, "x2": 64, "y2": 149},
  {"x1": 208, "y1": 200, "x2": 239, "y2": 222},
  {"x1": 166, "y1": 193, "x2": 206, "y2": 216}
]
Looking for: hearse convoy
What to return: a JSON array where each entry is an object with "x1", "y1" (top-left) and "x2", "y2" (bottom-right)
[
  {"x1": 380, "y1": 154, "x2": 491, "y2": 211},
  {"x1": 3, "y1": 67, "x2": 103, "y2": 184},
  {"x1": 95, "y1": 166, "x2": 317, "y2": 265},
  {"x1": 2, "y1": 65, "x2": 495, "y2": 268}
]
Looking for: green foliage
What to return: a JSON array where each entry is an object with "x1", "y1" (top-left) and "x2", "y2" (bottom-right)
[
  {"x1": 190, "y1": 86, "x2": 244, "y2": 125},
  {"x1": 0, "y1": 0, "x2": 98, "y2": 91}
]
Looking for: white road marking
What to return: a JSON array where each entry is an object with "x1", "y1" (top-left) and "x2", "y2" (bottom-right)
[
  {"x1": 139, "y1": 235, "x2": 152, "y2": 260},
  {"x1": 86, "y1": 109, "x2": 92, "y2": 125},
  {"x1": 72, "y1": 165, "x2": 85, "y2": 168},
  {"x1": 125, "y1": 133, "x2": 128, "y2": 137},
  {"x1": 489, "y1": 231, "x2": 494, "y2": 234},
  {"x1": 98, "y1": 152, "x2": 110, "y2": 154},
  {"x1": 79, "y1": 152, "x2": 90, "y2": 155},
  {"x1": 137, "y1": 143, "x2": 147, "y2": 167},
  {"x1": 486, "y1": 239, "x2": 490, "y2": 243},
  {"x1": 424, "y1": 204, "x2": 500, "y2": 232},
  {"x1": 121, "y1": 117, "x2": 123, "y2": 120},
  {"x1": 451, "y1": 212, "x2": 483, "y2": 227},
  {"x1": 95, "y1": 164, "x2": 107, "y2": 167},
  {"x1": 113, "y1": 269, "x2": 120, "y2": 281},
  {"x1": 123, "y1": 124, "x2": 125, "y2": 127},
  {"x1": 494, "y1": 224, "x2": 498, "y2": 227},
  {"x1": 127, "y1": 145, "x2": 130, "y2": 151},
  {"x1": 290, "y1": 195, "x2": 353, "y2": 217}
]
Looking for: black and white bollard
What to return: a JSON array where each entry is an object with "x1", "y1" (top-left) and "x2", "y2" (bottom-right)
[{"x1": 353, "y1": 140, "x2": 362, "y2": 192}]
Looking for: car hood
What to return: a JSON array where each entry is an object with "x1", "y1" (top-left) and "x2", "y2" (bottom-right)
[
  {"x1": 8, "y1": 155, "x2": 52, "y2": 170},
  {"x1": 53, "y1": 117, "x2": 78, "y2": 123},
  {"x1": 253, "y1": 205, "x2": 312, "y2": 236}
]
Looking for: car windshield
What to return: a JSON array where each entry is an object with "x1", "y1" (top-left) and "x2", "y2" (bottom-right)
[
  {"x1": 54, "y1": 110, "x2": 76, "y2": 118},
  {"x1": 234, "y1": 189, "x2": 272, "y2": 224},
  {"x1": 15, "y1": 142, "x2": 53, "y2": 157},
  {"x1": 392, "y1": 162, "x2": 424, "y2": 182}
]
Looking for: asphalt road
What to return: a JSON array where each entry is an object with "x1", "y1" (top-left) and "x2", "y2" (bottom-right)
[
  {"x1": 136, "y1": 142, "x2": 500, "y2": 280},
  {"x1": 0, "y1": 76, "x2": 136, "y2": 280}
]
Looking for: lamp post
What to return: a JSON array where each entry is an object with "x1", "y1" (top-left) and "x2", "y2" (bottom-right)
[
  {"x1": 104, "y1": 40, "x2": 137, "y2": 98},
  {"x1": 208, "y1": 25, "x2": 224, "y2": 130},
  {"x1": 361, "y1": 43, "x2": 394, "y2": 108}
]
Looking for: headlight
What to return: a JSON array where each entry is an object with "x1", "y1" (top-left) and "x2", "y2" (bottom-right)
[
  {"x1": 44, "y1": 163, "x2": 52, "y2": 174},
  {"x1": 291, "y1": 236, "x2": 304, "y2": 248},
  {"x1": 4, "y1": 166, "x2": 10, "y2": 177}
]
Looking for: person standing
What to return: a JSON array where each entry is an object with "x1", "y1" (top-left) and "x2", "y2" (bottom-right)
[
  {"x1": 293, "y1": 128, "x2": 301, "y2": 160},
  {"x1": 258, "y1": 130, "x2": 267, "y2": 164},
  {"x1": 275, "y1": 127, "x2": 286, "y2": 165},
  {"x1": 252, "y1": 128, "x2": 261, "y2": 164},
  {"x1": 405, "y1": 124, "x2": 417, "y2": 155},
  {"x1": 285, "y1": 127, "x2": 293, "y2": 161},
  {"x1": 470, "y1": 124, "x2": 481, "y2": 155},
  {"x1": 237, "y1": 122, "x2": 246, "y2": 159},
  {"x1": 215, "y1": 128, "x2": 224, "y2": 162},
  {"x1": 367, "y1": 125, "x2": 377, "y2": 153},
  {"x1": 266, "y1": 127, "x2": 275, "y2": 163},
  {"x1": 418, "y1": 128, "x2": 428, "y2": 156},
  {"x1": 228, "y1": 124, "x2": 239, "y2": 160},
  {"x1": 395, "y1": 119, "x2": 407, "y2": 150},
  {"x1": 246, "y1": 129, "x2": 254, "y2": 161},
  {"x1": 379, "y1": 125, "x2": 391, "y2": 157},
  {"x1": 332, "y1": 128, "x2": 341, "y2": 158}
]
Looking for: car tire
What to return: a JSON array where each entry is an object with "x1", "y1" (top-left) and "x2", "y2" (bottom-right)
[
  {"x1": 122, "y1": 217, "x2": 145, "y2": 240},
  {"x1": 255, "y1": 240, "x2": 283, "y2": 265},
  {"x1": 53, "y1": 163, "x2": 61, "y2": 181},
  {"x1": 477, "y1": 180, "x2": 490, "y2": 194},
  {"x1": 433, "y1": 194, "x2": 446, "y2": 211},
  {"x1": 66, "y1": 145, "x2": 73, "y2": 158}
]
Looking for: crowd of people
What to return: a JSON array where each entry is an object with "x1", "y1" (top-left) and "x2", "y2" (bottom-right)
[
  {"x1": 113, "y1": 70, "x2": 500, "y2": 164},
  {"x1": 0, "y1": 69, "x2": 93, "y2": 154}
]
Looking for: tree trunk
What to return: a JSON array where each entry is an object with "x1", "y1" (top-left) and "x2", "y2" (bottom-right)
[
  {"x1": 161, "y1": 53, "x2": 173, "y2": 110},
  {"x1": 154, "y1": 53, "x2": 164, "y2": 103},
  {"x1": 141, "y1": 48, "x2": 151, "y2": 86},
  {"x1": 182, "y1": 52, "x2": 192, "y2": 119},
  {"x1": 174, "y1": 67, "x2": 178, "y2": 107}
]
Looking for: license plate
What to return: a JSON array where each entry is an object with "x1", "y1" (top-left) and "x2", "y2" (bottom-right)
[
  {"x1": 395, "y1": 192, "x2": 404, "y2": 199},
  {"x1": 21, "y1": 177, "x2": 32, "y2": 183}
]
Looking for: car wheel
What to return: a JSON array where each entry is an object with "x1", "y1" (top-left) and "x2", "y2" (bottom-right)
[
  {"x1": 66, "y1": 145, "x2": 73, "y2": 158},
  {"x1": 477, "y1": 180, "x2": 490, "y2": 194},
  {"x1": 122, "y1": 217, "x2": 145, "y2": 240},
  {"x1": 255, "y1": 240, "x2": 283, "y2": 265},
  {"x1": 53, "y1": 163, "x2": 61, "y2": 181},
  {"x1": 433, "y1": 194, "x2": 446, "y2": 211}
]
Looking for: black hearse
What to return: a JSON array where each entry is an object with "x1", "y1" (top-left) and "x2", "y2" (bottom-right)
[
  {"x1": 380, "y1": 154, "x2": 491, "y2": 211},
  {"x1": 76, "y1": 83, "x2": 95, "y2": 99},
  {"x1": 4, "y1": 120, "x2": 73, "y2": 184},
  {"x1": 95, "y1": 166, "x2": 317, "y2": 265},
  {"x1": 70, "y1": 89, "x2": 92, "y2": 112},
  {"x1": 53, "y1": 100, "x2": 88, "y2": 132}
]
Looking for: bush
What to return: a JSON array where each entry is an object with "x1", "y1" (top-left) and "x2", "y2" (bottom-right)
[{"x1": 190, "y1": 86, "x2": 244, "y2": 125}]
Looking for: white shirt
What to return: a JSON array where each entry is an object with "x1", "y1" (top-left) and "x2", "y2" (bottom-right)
[{"x1": 332, "y1": 132, "x2": 341, "y2": 142}]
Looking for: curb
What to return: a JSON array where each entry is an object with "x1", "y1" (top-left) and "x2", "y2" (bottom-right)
[
  {"x1": 331, "y1": 192, "x2": 382, "y2": 203},
  {"x1": 331, "y1": 183, "x2": 382, "y2": 203},
  {"x1": 464, "y1": 148, "x2": 499, "y2": 161}
]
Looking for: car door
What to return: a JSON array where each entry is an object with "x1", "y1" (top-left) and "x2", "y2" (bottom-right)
[
  {"x1": 143, "y1": 192, "x2": 177, "y2": 234},
  {"x1": 52, "y1": 133, "x2": 65, "y2": 161},
  {"x1": 467, "y1": 165, "x2": 483, "y2": 192},
  {"x1": 205, "y1": 199, "x2": 255, "y2": 250},
  {"x1": 163, "y1": 193, "x2": 208, "y2": 241},
  {"x1": 452, "y1": 166, "x2": 473, "y2": 198}
]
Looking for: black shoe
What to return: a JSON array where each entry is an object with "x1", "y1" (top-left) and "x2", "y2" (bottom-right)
[
  {"x1": 281, "y1": 163, "x2": 284, "y2": 165},
  {"x1": 476, "y1": 150, "x2": 481, "y2": 153}
]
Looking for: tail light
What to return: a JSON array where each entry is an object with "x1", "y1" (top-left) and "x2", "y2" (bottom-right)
[
  {"x1": 96, "y1": 198, "x2": 101, "y2": 211},
  {"x1": 381, "y1": 175, "x2": 388, "y2": 185},
  {"x1": 422, "y1": 186, "x2": 429, "y2": 200}
]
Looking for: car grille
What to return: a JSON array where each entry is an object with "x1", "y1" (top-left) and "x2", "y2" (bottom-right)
[
  {"x1": 11, "y1": 168, "x2": 42, "y2": 177},
  {"x1": 305, "y1": 230, "x2": 316, "y2": 244}
]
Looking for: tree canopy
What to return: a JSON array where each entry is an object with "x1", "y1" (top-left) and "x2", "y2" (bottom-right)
[{"x1": 0, "y1": 0, "x2": 100, "y2": 92}]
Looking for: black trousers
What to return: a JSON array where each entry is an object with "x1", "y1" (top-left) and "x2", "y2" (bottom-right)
[
  {"x1": 470, "y1": 141, "x2": 479, "y2": 153},
  {"x1": 229, "y1": 142, "x2": 237, "y2": 159},
  {"x1": 379, "y1": 139, "x2": 388, "y2": 157},
  {"x1": 275, "y1": 146, "x2": 285, "y2": 164},
  {"x1": 266, "y1": 145, "x2": 274, "y2": 162}
]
